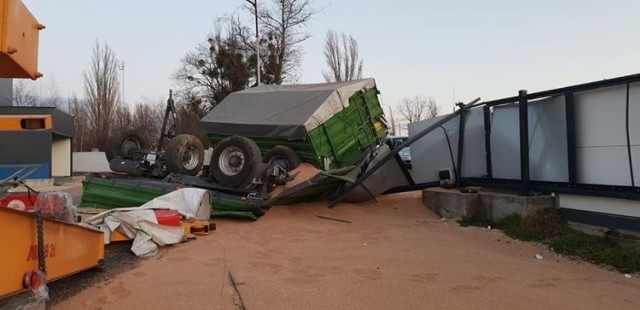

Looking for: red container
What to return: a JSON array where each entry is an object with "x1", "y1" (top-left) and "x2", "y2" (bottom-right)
[
  {"x1": 153, "y1": 209, "x2": 181, "y2": 227},
  {"x1": 0, "y1": 192, "x2": 37, "y2": 211}
]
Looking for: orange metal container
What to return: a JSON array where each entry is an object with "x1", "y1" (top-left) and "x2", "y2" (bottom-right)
[
  {"x1": 0, "y1": 115, "x2": 52, "y2": 131},
  {"x1": 0, "y1": 0, "x2": 44, "y2": 79},
  {"x1": 0, "y1": 208, "x2": 105, "y2": 299}
]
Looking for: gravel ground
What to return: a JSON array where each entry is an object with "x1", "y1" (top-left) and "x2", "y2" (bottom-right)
[
  {"x1": 46, "y1": 242, "x2": 139, "y2": 308},
  {"x1": 0, "y1": 242, "x2": 137, "y2": 309}
]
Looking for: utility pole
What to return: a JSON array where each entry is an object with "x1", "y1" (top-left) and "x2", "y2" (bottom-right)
[
  {"x1": 246, "y1": 0, "x2": 260, "y2": 86},
  {"x1": 119, "y1": 61, "x2": 125, "y2": 105}
]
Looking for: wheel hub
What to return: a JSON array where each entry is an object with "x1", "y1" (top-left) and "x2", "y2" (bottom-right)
[
  {"x1": 269, "y1": 156, "x2": 289, "y2": 171},
  {"x1": 181, "y1": 147, "x2": 199, "y2": 170},
  {"x1": 121, "y1": 138, "x2": 141, "y2": 157},
  {"x1": 229, "y1": 155, "x2": 242, "y2": 167},
  {"x1": 219, "y1": 146, "x2": 245, "y2": 176}
]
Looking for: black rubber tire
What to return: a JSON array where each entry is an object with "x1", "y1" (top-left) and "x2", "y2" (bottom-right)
[
  {"x1": 210, "y1": 136, "x2": 263, "y2": 188},
  {"x1": 263, "y1": 145, "x2": 301, "y2": 171},
  {"x1": 165, "y1": 134, "x2": 205, "y2": 176},
  {"x1": 105, "y1": 128, "x2": 149, "y2": 162}
]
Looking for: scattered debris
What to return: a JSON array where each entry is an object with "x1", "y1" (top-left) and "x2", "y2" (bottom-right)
[
  {"x1": 625, "y1": 274, "x2": 632, "y2": 279},
  {"x1": 535, "y1": 254, "x2": 543, "y2": 260},
  {"x1": 487, "y1": 225, "x2": 492, "y2": 231},
  {"x1": 84, "y1": 188, "x2": 214, "y2": 257},
  {"x1": 316, "y1": 215, "x2": 352, "y2": 224}
]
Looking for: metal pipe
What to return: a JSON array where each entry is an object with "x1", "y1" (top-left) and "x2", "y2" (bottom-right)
[
  {"x1": 626, "y1": 83, "x2": 635, "y2": 187},
  {"x1": 565, "y1": 92, "x2": 577, "y2": 184},
  {"x1": 483, "y1": 106, "x2": 493, "y2": 179},
  {"x1": 518, "y1": 90, "x2": 530, "y2": 196},
  {"x1": 456, "y1": 102, "x2": 466, "y2": 187},
  {"x1": 471, "y1": 72, "x2": 640, "y2": 109},
  {"x1": 246, "y1": 0, "x2": 260, "y2": 86}
]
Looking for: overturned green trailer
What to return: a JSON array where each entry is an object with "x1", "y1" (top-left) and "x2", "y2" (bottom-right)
[{"x1": 201, "y1": 79, "x2": 388, "y2": 188}]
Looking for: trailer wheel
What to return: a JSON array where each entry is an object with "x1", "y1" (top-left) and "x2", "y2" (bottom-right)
[
  {"x1": 165, "y1": 134, "x2": 205, "y2": 176},
  {"x1": 105, "y1": 129, "x2": 148, "y2": 162},
  {"x1": 210, "y1": 136, "x2": 262, "y2": 188},
  {"x1": 264, "y1": 145, "x2": 301, "y2": 171}
]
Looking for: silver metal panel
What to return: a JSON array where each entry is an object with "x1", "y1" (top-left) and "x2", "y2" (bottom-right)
[
  {"x1": 574, "y1": 85, "x2": 628, "y2": 147},
  {"x1": 630, "y1": 83, "x2": 640, "y2": 145},
  {"x1": 576, "y1": 146, "x2": 631, "y2": 186},
  {"x1": 632, "y1": 146, "x2": 640, "y2": 184},
  {"x1": 491, "y1": 104, "x2": 521, "y2": 180},
  {"x1": 528, "y1": 96, "x2": 568, "y2": 182},
  {"x1": 72, "y1": 152, "x2": 112, "y2": 173},
  {"x1": 461, "y1": 108, "x2": 486, "y2": 178},
  {"x1": 408, "y1": 114, "x2": 460, "y2": 184},
  {"x1": 574, "y1": 85, "x2": 632, "y2": 185}
]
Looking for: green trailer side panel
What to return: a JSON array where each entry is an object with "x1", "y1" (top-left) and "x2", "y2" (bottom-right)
[
  {"x1": 80, "y1": 177, "x2": 169, "y2": 209},
  {"x1": 307, "y1": 88, "x2": 387, "y2": 168},
  {"x1": 207, "y1": 88, "x2": 387, "y2": 170}
]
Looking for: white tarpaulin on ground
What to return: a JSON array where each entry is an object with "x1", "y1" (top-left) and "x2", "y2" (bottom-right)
[
  {"x1": 137, "y1": 188, "x2": 212, "y2": 220},
  {"x1": 84, "y1": 188, "x2": 212, "y2": 257}
]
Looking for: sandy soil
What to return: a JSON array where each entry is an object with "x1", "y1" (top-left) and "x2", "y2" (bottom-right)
[{"x1": 51, "y1": 191, "x2": 640, "y2": 310}]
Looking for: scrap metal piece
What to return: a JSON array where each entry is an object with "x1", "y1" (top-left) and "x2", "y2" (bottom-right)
[{"x1": 228, "y1": 271, "x2": 246, "y2": 310}]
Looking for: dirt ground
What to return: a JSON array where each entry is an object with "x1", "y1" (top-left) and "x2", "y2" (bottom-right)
[{"x1": 52, "y1": 191, "x2": 640, "y2": 310}]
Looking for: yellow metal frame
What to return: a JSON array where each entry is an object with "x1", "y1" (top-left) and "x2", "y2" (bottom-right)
[
  {"x1": 0, "y1": 0, "x2": 44, "y2": 79},
  {"x1": 0, "y1": 208, "x2": 104, "y2": 299},
  {"x1": 0, "y1": 115, "x2": 52, "y2": 131}
]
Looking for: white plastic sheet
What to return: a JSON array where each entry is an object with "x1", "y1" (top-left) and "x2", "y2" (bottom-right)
[{"x1": 84, "y1": 188, "x2": 212, "y2": 257}]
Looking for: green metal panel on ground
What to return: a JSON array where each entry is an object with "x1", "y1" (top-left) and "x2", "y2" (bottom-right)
[
  {"x1": 80, "y1": 174, "x2": 265, "y2": 220},
  {"x1": 208, "y1": 88, "x2": 387, "y2": 170},
  {"x1": 80, "y1": 176, "x2": 170, "y2": 209}
]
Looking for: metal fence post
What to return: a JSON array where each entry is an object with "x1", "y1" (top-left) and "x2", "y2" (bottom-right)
[{"x1": 519, "y1": 90, "x2": 530, "y2": 196}]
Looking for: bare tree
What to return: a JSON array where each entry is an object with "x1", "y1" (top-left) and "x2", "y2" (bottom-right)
[
  {"x1": 174, "y1": 23, "x2": 252, "y2": 111},
  {"x1": 67, "y1": 93, "x2": 92, "y2": 151},
  {"x1": 241, "y1": 0, "x2": 317, "y2": 84},
  {"x1": 83, "y1": 41, "x2": 121, "y2": 150},
  {"x1": 12, "y1": 77, "x2": 62, "y2": 108},
  {"x1": 386, "y1": 106, "x2": 397, "y2": 136},
  {"x1": 40, "y1": 77, "x2": 63, "y2": 108},
  {"x1": 322, "y1": 30, "x2": 363, "y2": 82},
  {"x1": 12, "y1": 80, "x2": 39, "y2": 106},
  {"x1": 113, "y1": 104, "x2": 133, "y2": 130},
  {"x1": 397, "y1": 95, "x2": 439, "y2": 123},
  {"x1": 132, "y1": 98, "x2": 165, "y2": 148}
]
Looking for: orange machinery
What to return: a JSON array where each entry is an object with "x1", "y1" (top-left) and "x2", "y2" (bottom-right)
[
  {"x1": 0, "y1": 0, "x2": 106, "y2": 300},
  {"x1": 0, "y1": 207, "x2": 105, "y2": 299},
  {"x1": 0, "y1": 0, "x2": 45, "y2": 79}
]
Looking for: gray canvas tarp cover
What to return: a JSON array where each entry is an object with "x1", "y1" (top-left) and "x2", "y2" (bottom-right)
[{"x1": 200, "y1": 79, "x2": 377, "y2": 140}]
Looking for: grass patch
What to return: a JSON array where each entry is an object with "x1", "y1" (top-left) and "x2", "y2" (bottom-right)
[
  {"x1": 459, "y1": 208, "x2": 640, "y2": 273},
  {"x1": 549, "y1": 234, "x2": 640, "y2": 273},
  {"x1": 457, "y1": 213, "x2": 491, "y2": 228}
]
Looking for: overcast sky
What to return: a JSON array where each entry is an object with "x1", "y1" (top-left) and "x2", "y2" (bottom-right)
[{"x1": 22, "y1": 0, "x2": 640, "y2": 113}]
